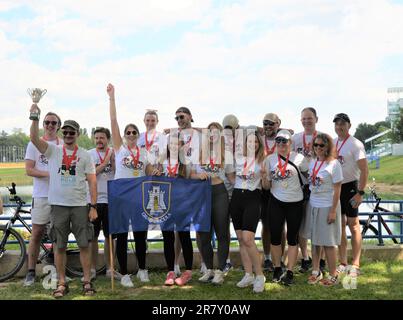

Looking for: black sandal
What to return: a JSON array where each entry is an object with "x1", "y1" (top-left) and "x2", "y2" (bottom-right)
[
  {"x1": 53, "y1": 282, "x2": 69, "y2": 299},
  {"x1": 82, "y1": 281, "x2": 96, "y2": 296}
]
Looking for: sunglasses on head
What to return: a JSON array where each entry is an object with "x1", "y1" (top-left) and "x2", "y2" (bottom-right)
[
  {"x1": 275, "y1": 137, "x2": 289, "y2": 144},
  {"x1": 62, "y1": 130, "x2": 76, "y2": 136},
  {"x1": 126, "y1": 130, "x2": 138, "y2": 136},
  {"x1": 263, "y1": 120, "x2": 276, "y2": 126},
  {"x1": 313, "y1": 143, "x2": 326, "y2": 148},
  {"x1": 44, "y1": 120, "x2": 58, "y2": 126},
  {"x1": 175, "y1": 115, "x2": 185, "y2": 121}
]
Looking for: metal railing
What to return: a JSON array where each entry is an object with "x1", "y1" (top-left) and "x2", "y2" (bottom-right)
[{"x1": 2, "y1": 199, "x2": 403, "y2": 246}]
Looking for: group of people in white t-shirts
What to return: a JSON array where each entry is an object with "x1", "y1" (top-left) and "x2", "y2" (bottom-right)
[{"x1": 23, "y1": 83, "x2": 368, "y2": 298}]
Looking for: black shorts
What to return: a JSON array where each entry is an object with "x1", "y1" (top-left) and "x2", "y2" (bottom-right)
[
  {"x1": 229, "y1": 189, "x2": 261, "y2": 233},
  {"x1": 90, "y1": 203, "x2": 115, "y2": 238},
  {"x1": 340, "y1": 181, "x2": 359, "y2": 218}
]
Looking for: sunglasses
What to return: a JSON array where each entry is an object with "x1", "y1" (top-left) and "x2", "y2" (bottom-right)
[
  {"x1": 175, "y1": 115, "x2": 185, "y2": 121},
  {"x1": 224, "y1": 125, "x2": 233, "y2": 130},
  {"x1": 263, "y1": 120, "x2": 276, "y2": 126},
  {"x1": 126, "y1": 130, "x2": 138, "y2": 136},
  {"x1": 275, "y1": 137, "x2": 289, "y2": 144},
  {"x1": 62, "y1": 130, "x2": 76, "y2": 136},
  {"x1": 313, "y1": 143, "x2": 326, "y2": 148},
  {"x1": 44, "y1": 120, "x2": 58, "y2": 126}
]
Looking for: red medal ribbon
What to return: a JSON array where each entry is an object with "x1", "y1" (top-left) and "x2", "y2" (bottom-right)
[
  {"x1": 264, "y1": 137, "x2": 276, "y2": 155},
  {"x1": 303, "y1": 131, "x2": 317, "y2": 153},
  {"x1": 336, "y1": 134, "x2": 350, "y2": 157},
  {"x1": 145, "y1": 131, "x2": 157, "y2": 151},
  {"x1": 243, "y1": 158, "x2": 255, "y2": 175},
  {"x1": 96, "y1": 148, "x2": 110, "y2": 164},
  {"x1": 311, "y1": 159, "x2": 325, "y2": 186},
  {"x1": 127, "y1": 146, "x2": 140, "y2": 166},
  {"x1": 62, "y1": 145, "x2": 78, "y2": 170},
  {"x1": 209, "y1": 157, "x2": 216, "y2": 170},
  {"x1": 167, "y1": 159, "x2": 179, "y2": 177},
  {"x1": 277, "y1": 153, "x2": 290, "y2": 178}
]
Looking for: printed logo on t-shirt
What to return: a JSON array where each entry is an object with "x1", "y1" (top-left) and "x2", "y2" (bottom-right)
[
  {"x1": 270, "y1": 168, "x2": 292, "y2": 182},
  {"x1": 39, "y1": 154, "x2": 49, "y2": 165},
  {"x1": 97, "y1": 162, "x2": 113, "y2": 175},
  {"x1": 309, "y1": 173, "x2": 323, "y2": 192},
  {"x1": 297, "y1": 147, "x2": 313, "y2": 158},
  {"x1": 58, "y1": 157, "x2": 79, "y2": 185},
  {"x1": 122, "y1": 156, "x2": 144, "y2": 170}
]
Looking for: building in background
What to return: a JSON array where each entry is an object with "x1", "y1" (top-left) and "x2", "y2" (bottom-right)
[{"x1": 387, "y1": 87, "x2": 403, "y2": 128}]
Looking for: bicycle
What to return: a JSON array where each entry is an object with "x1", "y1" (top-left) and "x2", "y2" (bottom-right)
[
  {"x1": 0, "y1": 183, "x2": 106, "y2": 282},
  {"x1": 360, "y1": 183, "x2": 403, "y2": 245}
]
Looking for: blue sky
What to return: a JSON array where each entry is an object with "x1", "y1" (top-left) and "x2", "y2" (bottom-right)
[{"x1": 1, "y1": 0, "x2": 403, "y2": 136}]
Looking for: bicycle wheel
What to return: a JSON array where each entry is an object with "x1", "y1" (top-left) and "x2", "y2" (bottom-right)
[
  {"x1": 65, "y1": 248, "x2": 107, "y2": 278},
  {"x1": 0, "y1": 226, "x2": 27, "y2": 282},
  {"x1": 360, "y1": 220, "x2": 379, "y2": 238}
]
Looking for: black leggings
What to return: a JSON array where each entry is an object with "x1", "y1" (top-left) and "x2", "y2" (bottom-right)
[
  {"x1": 116, "y1": 231, "x2": 148, "y2": 273},
  {"x1": 269, "y1": 195, "x2": 304, "y2": 246},
  {"x1": 162, "y1": 231, "x2": 193, "y2": 271}
]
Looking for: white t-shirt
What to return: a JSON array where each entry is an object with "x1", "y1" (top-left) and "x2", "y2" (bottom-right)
[
  {"x1": 265, "y1": 152, "x2": 309, "y2": 202},
  {"x1": 44, "y1": 143, "x2": 95, "y2": 206},
  {"x1": 137, "y1": 131, "x2": 166, "y2": 165},
  {"x1": 234, "y1": 156, "x2": 263, "y2": 191},
  {"x1": 333, "y1": 136, "x2": 366, "y2": 184},
  {"x1": 25, "y1": 138, "x2": 62, "y2": 198},
  {"x1": 292, "y1": 131, "x2": 317, "y2": 159},
  {"x1": 194, "y1": 162, "x2": 235, "y2": 182},
  {"x1": 179, "y1": 128, "x2": 200, "y2": 166},
  {"x1": 308, "y1": 159, "x2": 343, "y2": 207},
  {"x1": 114, "y1": 145, "x2": 149, "y2": 179},
  {"x1": 86, "y1": 148, "x2": 114, "y2": 204},
  {"x1": 159, "y1": 160, "x2": 181, "y2": 178}
]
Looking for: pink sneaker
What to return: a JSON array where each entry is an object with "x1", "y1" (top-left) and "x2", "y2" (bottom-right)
[
  {"x1": 175, "y1": 270, "x2": 192, "y2": 286},
  {"x1": 164, "y1": 271, "x2": 176, "y2": 286}
]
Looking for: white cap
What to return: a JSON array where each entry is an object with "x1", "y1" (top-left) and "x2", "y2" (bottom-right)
[{"x1": 276, "y1": 129, "x2": 292, "y2": 140}]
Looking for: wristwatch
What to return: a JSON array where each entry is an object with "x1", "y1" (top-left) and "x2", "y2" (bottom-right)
[
  {"x1": 88, "y1": 204, "x2": 97, "y2": 209},
  {"x1": 357, "y1": 190, "x2": 365, "y2": 196}
]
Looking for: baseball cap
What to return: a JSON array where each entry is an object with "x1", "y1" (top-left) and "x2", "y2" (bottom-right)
[
  {"x1": 263, "y1": 113, "x2": 281, "y2": 124},
  {"x1": 175, "y1": 106, "x2": 194, "y2": 122},
  {"x1": 222, "y1": 114, "x2": 239, "y2": 130},
  {"x1": 333, "y1": 113, "x2": 351, "y2": 123},
  {"x1": 61, "y1": 120, "x2": 80, "y2": 132},
  {"x1": 275, "y1": 129, "x2": 292, "y2": 140}
]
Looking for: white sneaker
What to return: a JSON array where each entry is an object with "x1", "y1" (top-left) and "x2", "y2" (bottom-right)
[
  {"x1": 198, "y1": 269, "x2": 214, "y2": 282},
  {"x1": 211, "y1": 269, "x2": 225, "y2": 285},
  {"x1": 121, "y1": 274, "x2": 134, "y2": 287},
  {"x1": 253, "y1": 275, "x2": 266, "y2": 293},
  {"x1": 106, "y1": 269, "x2": 123, "y2": 280},
  {"x1": 136, "y1": 269, "x2": 150, "y2": 282},
  {"x1": 236, "y1": 273, "x2": 255, "y2": 288},
  {"x1": 80, "y1": 268, "x2": 96, "y2": 282},
  {"x1": 174, "y1": 264, "x2": 181, "y2": 277},
  {"x1": 200, "y1": 263, "x2": 207, "y2": 275}
]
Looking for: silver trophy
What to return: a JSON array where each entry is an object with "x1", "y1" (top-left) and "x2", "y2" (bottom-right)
[{"x1": 27, "y1": 88, "x2": 47, "y2": 120}]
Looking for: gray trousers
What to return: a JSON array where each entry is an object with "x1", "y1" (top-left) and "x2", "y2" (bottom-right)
[{"x1": 198, "y1": 183, "x2": 230, "y2": 271}]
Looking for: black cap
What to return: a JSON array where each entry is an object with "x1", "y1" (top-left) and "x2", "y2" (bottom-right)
[
  {"x1": 175, "y1": 106, "x2": 194, "y2": 122},
  {"x1": 333, "y1": 113, "x2": 350, "y2": 123},
  {"x1": 61, "y1": 120, "x2": 80, "y2": 131}
]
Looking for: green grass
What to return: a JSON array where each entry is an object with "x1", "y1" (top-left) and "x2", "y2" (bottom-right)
[
  {"x1": 368, "y1": 156, "x2": 403, "y2": 185},
  {"x1": 0, "y1": 168, "x2": 32, "y2": 187},
  {"x1": 0, "y1": 257, "x2": 401, "y2": 300}
]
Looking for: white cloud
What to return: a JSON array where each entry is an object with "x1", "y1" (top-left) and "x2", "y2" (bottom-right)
[{"x1": 0, "y1": 0, "x2": 402, "y2": 137}]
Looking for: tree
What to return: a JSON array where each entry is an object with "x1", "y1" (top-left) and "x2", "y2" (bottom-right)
[{"x1": 354, "y1": 123, "x2": 378, "y2": 144}]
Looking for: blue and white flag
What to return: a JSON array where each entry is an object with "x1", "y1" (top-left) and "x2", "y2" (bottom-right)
[{"x1": 108, "y1": 176, "x2": 212, "y2": 233}]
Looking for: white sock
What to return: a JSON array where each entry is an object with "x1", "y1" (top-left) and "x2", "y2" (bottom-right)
[
  {"x1": 226, "y1": 258, "x2": 231, "y2": 263},
  {"x1": 264, "y1": 254, "x2": 271, "y2": 260}
]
